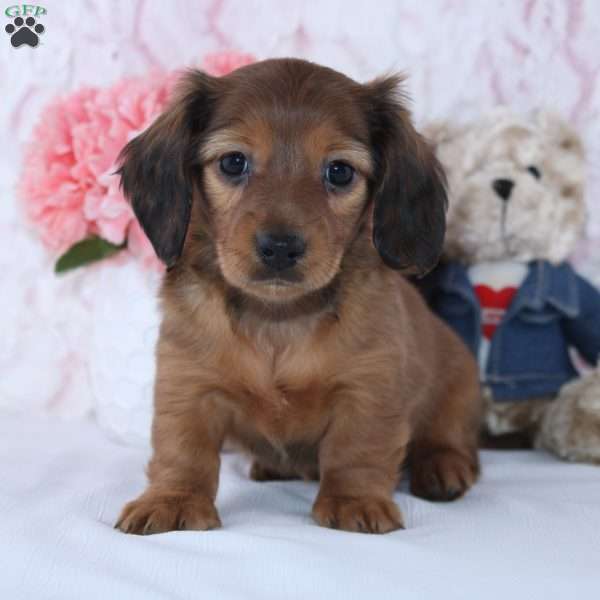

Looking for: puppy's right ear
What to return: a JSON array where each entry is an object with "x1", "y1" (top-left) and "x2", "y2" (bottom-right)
[{"x1": 117, "y1": 70, "x2": 219, "y2": 268}]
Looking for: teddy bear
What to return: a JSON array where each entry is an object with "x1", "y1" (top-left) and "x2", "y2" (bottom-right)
[{"x1": 422, "y1": 108, "x2": 600, "y2": 464}]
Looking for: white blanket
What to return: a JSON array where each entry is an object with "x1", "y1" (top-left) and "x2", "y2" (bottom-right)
[{"x1": 1, "y1": 413, "x2": 600, "y2": 600}]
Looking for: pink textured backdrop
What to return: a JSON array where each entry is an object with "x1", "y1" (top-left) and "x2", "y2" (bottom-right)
[{"x1": 1, "y1": 0, "x2": 599, "y2": 423}]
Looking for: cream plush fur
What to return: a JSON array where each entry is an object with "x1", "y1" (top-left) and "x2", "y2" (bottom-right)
[{"x1": 428, "y1": 108, "x2": 600, "y2": 464}]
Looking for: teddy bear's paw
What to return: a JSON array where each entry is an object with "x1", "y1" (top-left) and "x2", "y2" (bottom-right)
[{"x1": 536, "y1": 369, "x2": 600, "y2": 464}]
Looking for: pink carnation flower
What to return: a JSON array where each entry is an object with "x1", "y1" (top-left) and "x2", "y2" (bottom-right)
[
  {"x1": 201, "y1": 52, "x2": 256, "y2": 76},
  {"x1": 19, "y1": 51, "x2": 256, "y2": 271}
]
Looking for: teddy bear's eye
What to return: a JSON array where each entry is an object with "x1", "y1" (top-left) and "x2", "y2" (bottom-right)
[{"x1": 527, "y1": 165, "x2": 541, "y2": 180}]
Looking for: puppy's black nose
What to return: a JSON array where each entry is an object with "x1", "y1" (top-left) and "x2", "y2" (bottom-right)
[
  {"x1": 256, "y1": 233, "x2": 306, "y2": 271},
  {"x1": 492, "y1": 178, "x2": 515, "y2": 201}
]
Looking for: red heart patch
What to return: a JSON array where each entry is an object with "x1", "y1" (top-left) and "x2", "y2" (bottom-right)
[{"x1": 474, "y1": 284, "x2": 517, "y2": 339}]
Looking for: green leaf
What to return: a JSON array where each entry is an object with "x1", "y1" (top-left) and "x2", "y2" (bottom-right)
[{"x1": 55, "y1": 236, "x2": 126, "y2": 274}]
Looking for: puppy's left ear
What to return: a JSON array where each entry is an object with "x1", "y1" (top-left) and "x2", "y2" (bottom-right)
[
  {"x1": 117, "y1": 70, "x2": 219, "y2": 268},
  {"x1": 364, "y1": 75, "x2": 447, "y2": 276}
]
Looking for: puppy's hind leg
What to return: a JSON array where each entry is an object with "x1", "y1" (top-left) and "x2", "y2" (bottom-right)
[{"x1": 409, "y1": 357, "x2": 482, "y2": 502}]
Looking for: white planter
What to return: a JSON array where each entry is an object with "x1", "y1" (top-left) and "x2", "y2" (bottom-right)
[{"x1": 89, "y1": 260, "x2": 162, "y2": 449}]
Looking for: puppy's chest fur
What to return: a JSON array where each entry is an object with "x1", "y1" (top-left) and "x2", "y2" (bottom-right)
[
  {"x1": 229, "y1": 314, "x2": 339, "y2": 443},
  {"x1": 177, "y1": 283, "x2": 343, "y2": 446}
]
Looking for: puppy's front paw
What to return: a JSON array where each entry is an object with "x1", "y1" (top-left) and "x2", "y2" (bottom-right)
[
  {"x1": 410, "y1": 448, "x2": 479, "y2": 501},
  {"x1": 312, "y1": 495, "x2": 404, "y2": 534},
  {"x1": 115, "y1": 492, "x2": 221, "y2": 534}
]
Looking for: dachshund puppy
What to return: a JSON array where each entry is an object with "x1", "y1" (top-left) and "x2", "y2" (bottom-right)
[{"x1": 115, "y1": 58, "x2": 481, "y2": 535}]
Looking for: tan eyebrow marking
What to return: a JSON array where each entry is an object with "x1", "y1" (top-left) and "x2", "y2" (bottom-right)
[
  {"x1": 304, "y1": 122, "x2": 373, "y2": 176},
  {"x1": 199, "y1": 130, "x2": 255, "y2": 162},
  {"x1": 326, "y1": 141, "x2": 372, "y2": 176}
]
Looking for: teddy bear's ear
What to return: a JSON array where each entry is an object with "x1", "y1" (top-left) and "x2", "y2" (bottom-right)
[
  {"x1": 422, "y1": 120, "x2": 471, "y2": 182},
  {"x1": 422, "y1": 120, "x2": 465, "y2": 150},
  {"x1": 533, "y1": 110, "x2": 584, "y2": 158}
]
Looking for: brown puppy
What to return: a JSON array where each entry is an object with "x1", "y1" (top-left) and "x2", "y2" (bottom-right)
[{"x1": 115, "y1": 58, "x2": 481, "y2": 535}]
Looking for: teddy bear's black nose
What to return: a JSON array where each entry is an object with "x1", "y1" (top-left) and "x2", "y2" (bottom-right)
[{"x1": 492, "y1": 178, "x2": 515, "y2": 201}]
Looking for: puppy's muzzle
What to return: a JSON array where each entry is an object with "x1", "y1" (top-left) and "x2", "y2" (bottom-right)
[{"x1": 255, "y1": 232, "x2": 306, "y2": 272}]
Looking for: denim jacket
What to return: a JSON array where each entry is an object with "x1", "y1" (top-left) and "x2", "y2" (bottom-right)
[{"x1": 429, "y1": 260, "x2": 600, "y2": 401}]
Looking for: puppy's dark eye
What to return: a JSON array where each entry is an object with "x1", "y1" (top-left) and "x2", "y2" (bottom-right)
[
  {"x1": 325, "y1": 161, "x2": 355, "y2": 188},
  {"x1": 527, "y1": 165, "x2": 541, "y2": 179},
  {"x1": 219, "y1": 152, "x2": 248, "y2": 178}
]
